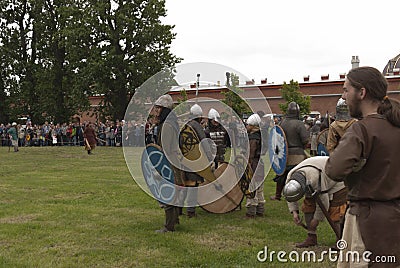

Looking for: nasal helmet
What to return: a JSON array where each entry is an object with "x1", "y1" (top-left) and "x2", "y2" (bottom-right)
[
  {"x1": 283, "y1": 171, "x2": 307, "y2": 202},
  {"x1": 287, "y1": 102, "x2": 300, "y2": 117}
]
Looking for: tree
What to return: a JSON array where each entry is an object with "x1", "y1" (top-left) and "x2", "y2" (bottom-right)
[
  {"x1": 0, "y1": 0, "x2": 92, "y2": 123},
  {"x1": 222, "y1": 72, "x2": 251, "y2": 118},
  {"x1": 279, "y1": 79, "x2": 311, "y2": 115},
  {"x1": 84, "y1": 0, "x2": 181, "y2": 121},
  {"x1": 0, "y1": 0, "x2": 180, "y2": 123}
]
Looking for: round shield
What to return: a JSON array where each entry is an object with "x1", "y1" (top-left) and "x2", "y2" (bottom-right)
[
  {"x1": 233, "y1": 155, "x2": 255, "y2": 198},
  {"x1": 199, "y1": 162, "x2": 244, "y2": 214},
  {"x1": 317, "y1": 143, "x2": 329, "y2": 156},
  {"x1": 268, "y1": 125, "x2": 288, "y2": 176},
  {"x1": 180, "y1": 123, "x2": 217, "y2": 182},
  {"x1": 141, "y1": 143, "x2": 176, "y2": 204},
  {"x1": 317, "y1": 128, "x2": 329, "y2": 156}
]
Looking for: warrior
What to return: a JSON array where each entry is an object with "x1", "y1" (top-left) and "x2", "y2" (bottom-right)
[
  {"x1": 153, "y1": 94, "x2": 184, "y2": 233},
  {"x1": 244, "y1": 114, "x2": 265, "y2": 218},
  {"x1": 309, "y1": 120, "x2": 321, "y2": 156},
  {"x1": 283, "y1": 156, "x2": 347, "y2": 248},
  {"x1": 83, "y1": 122, "x2": 97, "y2": 155},
  {"x1": 205, "y1": 108, "x2": 227, "y2": 169},
  {"x1": 181, "y1": 104, "x2": 213, "y2": 218},
  {"x1": 326, "y1": 98, "x2": 357, "y2": 154},
  {"x1": 270, "y1": 102, "x2": 309, "y2": 201}
]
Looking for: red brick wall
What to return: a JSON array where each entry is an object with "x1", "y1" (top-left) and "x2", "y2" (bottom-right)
[{"x1": 85, "y1": 76, "x2": 400, "y2": 121}]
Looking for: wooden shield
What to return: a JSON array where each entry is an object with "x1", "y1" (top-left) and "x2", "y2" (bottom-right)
[
  {"x1": 268, "y1": 125, "x2": 288, "y2": 176},
  {"x1": 141, "y1": 143, "x2": 176, "y2": 204},
  {"x1": 233, "y1": 155, "x2": 255, "y2": 198},
  {"x1": 199, "y1": 162, "x2": 244, "y2": 214},
  {"x1": 180, "y1": 124, "x2": 217, "y2": 182}
]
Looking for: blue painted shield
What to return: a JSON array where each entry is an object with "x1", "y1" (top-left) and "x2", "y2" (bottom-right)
[
  {"x1": 317, "y1": 128, "x2": 329, "y2": 156},
  {"x1": 317, "y1": 143, "x2": 329, "y2": 156},
  {"x1": 141, "y1": 144, "x2": 176, "y2": 204},
  {"x1": 268, "y1": 125, "x2": 288, "y2": 176}
]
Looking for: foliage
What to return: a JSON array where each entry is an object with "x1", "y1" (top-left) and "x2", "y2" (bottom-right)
[
  {"x1": 124, "y1": 67, "x2": 178, "y2": 122},
  {"x1": 221, "y1": 73, "x2": 252, "y2": 118},
  {"x1": 0, "y1": 146, "x2": 337, "y2": 267},
  {"x1": 84, "y1": 0, "x2": 181, "y2": 121},
  {"x1": 174, "y1": 87, "x2": 190, "y2": 115},
  {"x1": 0, "y1": 0, "x2": 181, "y2": 123},
  {"x1": 279, "y1": 80, "x2": 311, "y2": 115}
]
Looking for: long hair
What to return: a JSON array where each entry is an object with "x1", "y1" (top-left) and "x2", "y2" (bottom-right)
[{"x1": 347, "y1": 66, "x2": 400, "y2": 127}]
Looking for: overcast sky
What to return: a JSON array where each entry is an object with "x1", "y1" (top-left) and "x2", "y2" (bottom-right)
[{"x1": 163, "y1": 0, "x2": 400, "y2": 85}]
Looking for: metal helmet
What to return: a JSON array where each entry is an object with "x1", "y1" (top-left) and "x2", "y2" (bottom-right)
[
  {"x1": 208, "y1": 108, "x2": 220, "y2": 122},
  {"x1": 154, "y1": 94, "x2": 173, "y2": 109},
  {"x1": 336, "y1": 98, "x2": 351, "y2": 120},
  {"x1": 247, "y1": 113, "x2": 261, "y2": 126},
  {"x1": 190, "y1": 104, "x2": 203, "y2": 117},
  {"x1": 287, "y1": 102, "x2": 300, "y2": 117},
  {"x1": 283, "y1": 171, "x2": 307, "y2": 202}
]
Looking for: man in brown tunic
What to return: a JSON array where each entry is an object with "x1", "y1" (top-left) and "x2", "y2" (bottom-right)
[
  {"x1": 83, "y1": 123, "x2": 97, "y2": 155},
  {"x1": 326, "y1": 98, "x2": 357, "y2": 154},
  {"x1": 325, "y1": 66, "x2": 400, "y2": 267}
]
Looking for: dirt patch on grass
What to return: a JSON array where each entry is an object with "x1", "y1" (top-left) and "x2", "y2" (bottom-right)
[
  {"x1": 0, "y1": 214, "x2": 39, "y2": 224},
  {"x1": 52, "y1": 192, "x2": 94, "y2": 200}
]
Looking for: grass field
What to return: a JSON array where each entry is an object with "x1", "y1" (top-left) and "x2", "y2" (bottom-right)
[{"x1": 0, "y1": 146, "x2": 337, "y2": 267}]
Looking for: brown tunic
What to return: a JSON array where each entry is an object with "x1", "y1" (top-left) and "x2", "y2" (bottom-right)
[
  {"x1": 326, "y1": 119, "x2": 357, "y2": 153},
  {"x1": 83, "y1": 127, "x2": 97, "y2": 147},
  {"x1": 325, "y1": 114, "x2": 400, "y2": 266}
]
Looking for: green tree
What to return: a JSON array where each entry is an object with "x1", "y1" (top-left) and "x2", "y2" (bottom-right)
[
  {"x1": 222, "y1": 73, "x2": 251, "y2": 118},
  {"x1": 85, "y1": 0, "x2": 181, "y2": 121},
  {"x1": 0, "y1": 0, "x2": 180, "y2": 123},
  {"x1": 279, "y1": 79, "x2": 311, "y2": 115},
  {"x1": 0, "y1": 0, "x2": 92, "y2": 123}
]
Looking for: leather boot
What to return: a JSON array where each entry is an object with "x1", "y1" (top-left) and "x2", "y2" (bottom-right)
[
  {"x1": 164, "y1": 207, "x2": 178, "y2": 232},
  {"x1": 245, "y1": 205, "x2": 256, "y2": 218},
  {"x1": 256, "y1": 203, "x2": 265, "y2": 217},
  {"x1": 270, "y1": 181, "x2": 284, "y2": 201},
  {"x1": 296, "y1": 233, "x2": 317, "y2": 248},
  {"x1": 178, "y1": 207, "x2": 183, "y2": 216}
]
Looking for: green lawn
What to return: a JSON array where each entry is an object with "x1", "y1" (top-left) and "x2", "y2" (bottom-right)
[{"x1": 0, "y1": 146, "x2": 337, "y2": 267}]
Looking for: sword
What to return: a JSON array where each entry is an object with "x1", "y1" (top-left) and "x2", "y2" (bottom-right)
[
  {"x1": 306, "y1": 185, "x2": 341, "y2": 239},
  {"x1": 84, "y1": 138, "x2": 91, "y2": 150}
]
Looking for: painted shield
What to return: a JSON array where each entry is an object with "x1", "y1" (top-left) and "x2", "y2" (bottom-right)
[
  {"x1": 141, "y1": 143, "x2": 176, "y2": 204},
  {"x1": 268, "y1": 125, "x2": 288, "y2": 176},
  {"x1": 233, "y1": 155, "x2": 255, "y2": 198},
  {"x1": 180, "y1": 124, "x2": 217, "y2": 182},
  {"x1": 317, "y1": 128, "x2": 329, "y2": 156},
  {"x1": 317, "y1": 143, "x2": 329, "y2": 156}
]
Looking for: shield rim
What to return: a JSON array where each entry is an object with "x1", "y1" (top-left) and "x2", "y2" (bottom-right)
[{"x1": 200, "y1": 162, "x2": 244, "y2": 214}]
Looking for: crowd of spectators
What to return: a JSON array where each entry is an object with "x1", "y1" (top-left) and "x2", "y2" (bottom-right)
[{"x1": 0, "y1": 119, "x2": 146, "y2": 148}]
